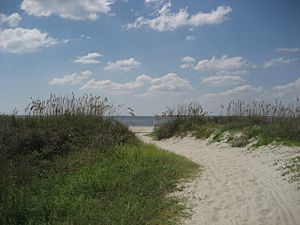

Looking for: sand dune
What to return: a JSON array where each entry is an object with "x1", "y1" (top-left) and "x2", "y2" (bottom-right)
[{"x1": 132, "y1": 126, "x2": 300, "y2": 225}]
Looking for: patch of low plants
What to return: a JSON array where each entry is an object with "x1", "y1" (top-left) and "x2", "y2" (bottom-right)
[
  {"x1": 229, "y1": 134, "x2": 250, "y2": 147},
  {"x1": 281, "y1": 156, "x2": 300, "y2": 190}
]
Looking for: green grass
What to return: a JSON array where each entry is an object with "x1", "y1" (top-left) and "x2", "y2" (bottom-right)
[
  {"x1": 0, "y1": 143, "x2": 199, "y2": 225},
  {"x1": 154, "y1": 98, "x2": 300, "y2": 148},
  {"x1": 0, "y1": 95, "x2": 200, "y2": 224},
  {"x1": 192, "y1": 124, "x2": 216, "y2": 139},
  {"x1": 153, "y1": 116, "x2": 300, "y2": 148}
]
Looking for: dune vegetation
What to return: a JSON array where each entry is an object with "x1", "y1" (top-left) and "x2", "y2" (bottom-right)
[
  {"x1": 0, "y1": 94, "x2": 198, "y2": 225},
  {"x1": 154, "y1": 99, "x2": 300, "y2": 147}
]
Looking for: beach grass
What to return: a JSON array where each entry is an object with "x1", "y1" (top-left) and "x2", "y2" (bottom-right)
[
  {"x1": 0, "y1": 94, "x2": 199, "y2": 225},
  {"x1": 0, "y1": 141, "x2": 198, "y2": 225},
  {"x1": 154, "y1": 99, "x2": 300, "y2": 147}
]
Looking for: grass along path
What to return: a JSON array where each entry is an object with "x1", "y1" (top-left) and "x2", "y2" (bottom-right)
[
  {"x1": 133, "y1": 126, "x2": 300, "y2": 225},
  {"x1": 1, "y1": 142, "x2": 198, "y2": 225}
]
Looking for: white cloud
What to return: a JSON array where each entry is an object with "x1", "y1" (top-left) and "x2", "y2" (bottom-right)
[
  {"x1": 125, "y1": 3, "x2": 232, "y2": 32},
  {"x1": 182, "y1": 56, "x2": 196, "y2": 62},
  {"x1": 180, "y1": 56, "x2": 196, "y2": 69},
  {"x1": 146, "y1": 73, "x2": 193, "y2": 96},
  {"x1": 189, "y1": 6, "x2": 232, "y2": 26},
  {"x1": 194, "y1": 55, "x2": 247, "y2": 71},
  {"x1": 201, "y1": 75, "x2": 244, "y2": 87},
  {"x1": 262, "y1": 57, "x2": 298, "y2": 68},
  {"x1": 276, "y1": 47, "x2": 300, "y2": 53},
  {"x1": 104, "y1": 58, "x2": 141, "y2": 71},
  {"x1": 80, "y1": 74, "x2": 152, "y2": 92},
  {"x1": 0, "y1": 13, "x2": 22, "y2": 27},
  {"x1": 185, "y1": 35, "x2": 195, "y2": 42},
  {"x1": 50, "y1": 70, "x2": 92, "y2": 85},
  {"x1": 74, "y1": 52, "x2": 102, "y2": 64},
  {"x1": 21, "y1": 0, "x2": 115, "y2": 21},
  {"x1": 0, "y1": 28, "x2": 57, "y2": 54},
  {"x1": 80, "y1": 72, "x2": 192, "y2": 96}
]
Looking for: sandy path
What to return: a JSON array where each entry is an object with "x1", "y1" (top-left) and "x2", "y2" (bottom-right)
[{"x1": 132, "y1": 126, "x2": 300, "y2": 225}]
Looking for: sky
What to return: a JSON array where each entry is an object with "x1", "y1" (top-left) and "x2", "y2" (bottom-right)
[{"x1": 0, "y1": 0, "x2": 299, "y2": 115}]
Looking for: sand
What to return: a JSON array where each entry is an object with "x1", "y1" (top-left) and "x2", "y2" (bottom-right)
[{"x1": 131, "y1": 126, "x2": 300, "y2": 225}]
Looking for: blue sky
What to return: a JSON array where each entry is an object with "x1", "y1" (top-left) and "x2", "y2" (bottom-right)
[{"x1": 0, "y1": 0, "x2": 299, "y2": 115}]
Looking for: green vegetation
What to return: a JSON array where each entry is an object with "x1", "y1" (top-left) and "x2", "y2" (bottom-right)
[
  {"x1": 154, "y1": 100, "x2": 300, "y2": 148},
  {"x1": 281, "y1": 156, "x2": 300, "y2": 190},
  {"x1": 0, "y1": 94, "x2": 199, "y2": 225},
  {"x1": 1, "y1": 143, "x2": 198, "y2": 225}
]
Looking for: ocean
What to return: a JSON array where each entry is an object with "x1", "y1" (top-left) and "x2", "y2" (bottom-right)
[{"x1": 114, "y1": 116, "x2": 169, "y2": 126}]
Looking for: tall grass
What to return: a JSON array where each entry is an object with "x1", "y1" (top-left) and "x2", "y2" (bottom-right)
[
  {"x1": 154, "y1": 99, "x2": 300, "y2": 146},
  {"x1": 222, "y1": 98, "x2": 300, "y2": 117},
  {"x1": 0, "y1": 94, "x2": 199, "y2": 224},
  {"x1": 0, "y1": 94, "x2": 136, "y2": 223},
  {"x1": 24, "y1": 93, "x2": 118, "y2": 116}
]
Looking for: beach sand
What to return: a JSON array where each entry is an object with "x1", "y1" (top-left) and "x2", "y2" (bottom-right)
[{"x1": 131, "y1": 126, "x2": 300, "y2": 225}]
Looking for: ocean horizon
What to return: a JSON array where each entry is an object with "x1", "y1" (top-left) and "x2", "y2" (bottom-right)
[{"x1": 114, "y1": 116, "x2": 169, "y2": 126}]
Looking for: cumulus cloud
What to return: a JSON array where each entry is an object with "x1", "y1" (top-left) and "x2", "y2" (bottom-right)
[
  {"x1": 125, "y1": 3, "x2": 232, "y2": 31},
  {"x1": 74, "y1": 52, "x2": 102, "y2": 64},
  {"x1": 21, "y1": 0, "x2": 115, "y2": 21},
  {"x1": 80, "y1": 74, "x2": 152, "y2": 93},
  {"x1": 0, "y1": 13, "x2": 22, "y2": 27},
  {"x1": 104, "y1": 58, "x2": 141, "y2": 71},
  {"x1": 50, "y1": 70, "x2": 92, "y2": 85},
  {"x1": 194, "y1": 55, "x2": 247, "y2": 71},
  {"x1": 0, "y1": 28, "x2": 57, "y2": 54},
  {"x1": 80, "y1": 72, "x2": 192, "y2": 96},
  {"x1": 182, "y1": 56, "x2": 196, "y2": 62},
  {"x1": 262, "y1": 57, "x2": 298, "y2": 68},
  {"x1": 146, "y1": 73, "x2": 193, "y2": 95},
  {"x1": 276, "y1": 47, "x2": 300, "y2": 53},
  {"x1": 201, "y1": 75, "x2": 244, "y2": 87},
  {"x1": 180, "y1": 56, "x2": 196, "y2": 69}
]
